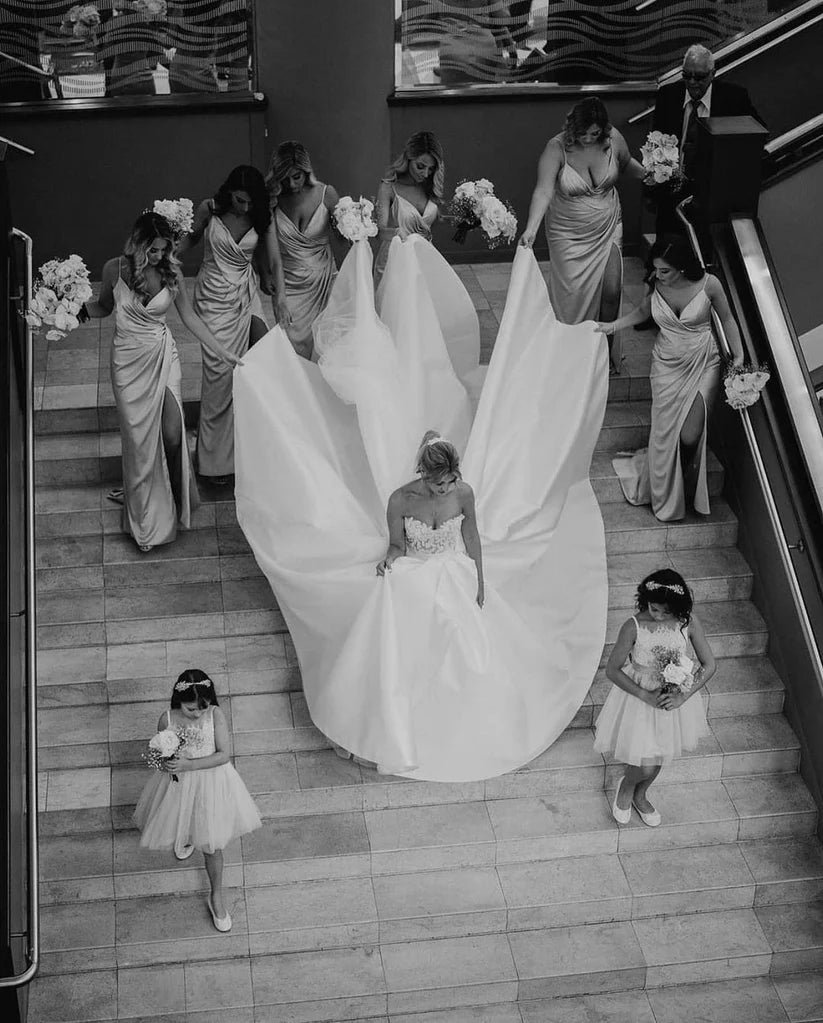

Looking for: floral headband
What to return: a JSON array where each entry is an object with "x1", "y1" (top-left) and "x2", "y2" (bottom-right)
[
  {"x1": 174, "y1": 678, "x2": 209, "y2": 692},
  {"x1": 645, "y1": 580, "x2": 685, "y2": 596},
  {"x1": 426, "y1": 436, "x2": 446, "y2": 447}
]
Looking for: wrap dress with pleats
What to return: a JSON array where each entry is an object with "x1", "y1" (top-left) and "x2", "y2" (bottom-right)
[
  {"x1": 544, "y1": 137, "x2": 623, "y2": 325},
  {"x1": 374, "y1": 188, "x2": 437, "y2": 288},
  {"x1": 193, "y1": 211, "x2": 264, "y2": 477},
  {"x1": 110, "y1": 274, "x2": 198, "y2": 548},
  {"x1": 276, "y1": 187, "x2": 336, "y2": 359},
  {"x1": 612, "y1": 281, "x2": 721, "y2": 521}
]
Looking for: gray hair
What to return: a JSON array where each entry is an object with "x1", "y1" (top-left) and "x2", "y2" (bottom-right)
[{"x1": 683, "y1": 44, "x2": 715, "y2": 70}]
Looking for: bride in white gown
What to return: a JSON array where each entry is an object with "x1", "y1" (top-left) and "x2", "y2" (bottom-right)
[{"x1": 233, "y1": 232, "x2": 610, "y2": 782}]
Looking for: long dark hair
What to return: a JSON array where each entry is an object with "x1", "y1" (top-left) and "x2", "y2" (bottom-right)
[
  {"x1": 636, "y1": 569, "x2": 693, "y2": 626},
  {"x1": 213, "y1": 165, "x2": 271, "y2": 237},
  {"x1": 170, "y1": 668, "x2": 219, "y2": 710},
  {"x1": 647, "y1": 234, "x2": 705, "y2": 283},
  {"x1": 123, "y1": 211, "x2": 180, "y2": 302}
]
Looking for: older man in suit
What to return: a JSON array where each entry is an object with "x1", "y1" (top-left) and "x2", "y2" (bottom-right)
[{"x1": 651, "y1": 43, "x2": 760, "y2": 238}]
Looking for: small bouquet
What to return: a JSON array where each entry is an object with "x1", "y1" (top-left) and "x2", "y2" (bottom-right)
[
  {"x1": 143, "y1": 727, "x2": 187, "y2": 782},
  {"x1": 25, "y1": 255, "x2": 93, "y2": 341},
  {"x1": 61, "y1": 3, "x2": 101, "y2": 38},
  {"x1": 130, "y1": 0, "x2": 168, "y2": 18},
  {"x1": 651, "y1": 645, "x2": 696, "y2": 697},
  {"x1": 448, "y1": 179, "x2": 518, "y2": 248},
  {"x1": 332, "y1": 196, "x2": 379, "y2": 243},
  {"x1": 640, "y1": 131, "x2": 684, "y2": 190},
  {"x1": 724, "y1": 361, "x2": 770, "y2": 410},
  {"x1": 152, "y1": 197, "x2": 194, "y2": 240}
]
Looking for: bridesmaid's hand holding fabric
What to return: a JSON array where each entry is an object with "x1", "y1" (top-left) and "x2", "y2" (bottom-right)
[
  {"x1": 595, "y1": 321, "x2": 616, "y2": 335},
  {"x1": 518, "y1": 227, "x2": 537, "y2": 248},
  {"x1": 274, "y1": 297, "x2": 292, "y2": 327}
]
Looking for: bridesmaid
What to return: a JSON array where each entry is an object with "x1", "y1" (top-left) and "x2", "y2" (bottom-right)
[
  {"x1": 267, "y1": 141, "x2": 339, "y2": 360},
  {"x1": 520, "y1": 97, "x2": 645, "y2": 373},
  {"x1": 83, "y1": 212, "x2": 242, "y2": 552},
  {"x1": 598, "y1": 235, "x2": 744, "y2": 521},
  {"x1": 179, "y1": 166, "x2": 289, "y2": 485},
  {"x1": 374, "y1": 130, "x2": 445, "y2": 287}
]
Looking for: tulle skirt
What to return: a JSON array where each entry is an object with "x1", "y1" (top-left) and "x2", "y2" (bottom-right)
[
  {"x1": 133, "y1": 762, "x2": 261, "y2": 854},
  {"x1": 593, "y1": 669, "x2": 709, "y2": 766}
]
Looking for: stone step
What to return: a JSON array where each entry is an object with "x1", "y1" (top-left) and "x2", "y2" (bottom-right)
[{"x1": 590, "y1": 449, "x2": 724, "y2": 505}]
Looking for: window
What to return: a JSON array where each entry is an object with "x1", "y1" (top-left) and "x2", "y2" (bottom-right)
[
  {"x1": 395, "y1": 0, "x2": 805, "y2": 91},
  {"x1": 0, "y1": 0, "x2": 255, "y2": 102}
]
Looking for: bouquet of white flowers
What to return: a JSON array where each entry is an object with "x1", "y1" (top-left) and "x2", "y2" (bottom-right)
[
  {"x1": 332, "y1": 196, "x2": 379, "y2": 242},
  {"x1": 448, "y1": 179, "x2": 518, "y2": 248},
  {"x1": 61, "y1": 3, "x2": 101, "y2": 38},
  {"x1": 25, "y1": 255, "x2": 93, "y2": 341},
  {"x1": 152, "y1": 197, "x2": 194, "y2": 239},
  {"x1": 143, "y1": 727, "x2": 187, "y2": 782},
  {"x1": 640, "y1": 131, "x2": 684, "y2": 188},
  {"x1": 651, "y1": 644, "x2": 696, "y2": 697},
  {"x1": 724, "y1": 361, "x2": 770, "y2": 410}
]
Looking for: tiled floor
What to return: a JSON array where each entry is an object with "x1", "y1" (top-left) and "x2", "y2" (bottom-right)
[{"x1": 27, "y1": 260, "x2": 823, "y2": 1022}]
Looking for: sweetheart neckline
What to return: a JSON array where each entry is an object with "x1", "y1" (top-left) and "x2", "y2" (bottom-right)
[{"x1": 404, "y1": 512, "x2": 464, "y2": 532}]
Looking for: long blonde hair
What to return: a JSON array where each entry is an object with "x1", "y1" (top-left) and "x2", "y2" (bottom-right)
[
  {"x1": 384, "y1": 131, "x2": 445, "y2": 204},
  {"x1": 266, "y1": 140, "x2": 319, "y2": 204},
  {"x1": 123, "y1": 212, "x2": 180, "y2": 301}
]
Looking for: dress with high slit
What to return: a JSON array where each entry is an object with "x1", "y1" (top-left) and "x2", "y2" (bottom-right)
[
  {"x1": 110, "y1": 270, "x2": 198, "y2": 548},
  {"x1": 544, "y1": 137, "x2": 623, "y2": 324},
  {"x1": 612, "y1": 281, "x2": 721, "y2": 521},
  {"x1": 193, "y1": 209, "x2": 265, "y2": 477},
  {"x1": 374, "y1": 187, "x2": 438, "y2": 288},
  {"x1": 276, "y1": 186, "x2": 336, "y2": 358}
]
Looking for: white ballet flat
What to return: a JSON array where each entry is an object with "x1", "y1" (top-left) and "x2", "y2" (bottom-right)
[
  {"x1": 611, "y1": 776, "x2": 632, "y2": 825},
  {"x1": 632, "y1": 800, "x2": 662, "y2": 828},
  {"x1": 173, "y1": 841, "x2": 194, "y2": 861},
  {"x1": 207, "y1": 894, "x2": 232, "y2": 932}
]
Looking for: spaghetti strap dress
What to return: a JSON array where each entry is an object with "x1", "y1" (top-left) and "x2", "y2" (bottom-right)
[
  {"x1": 374, "y1": 187, "x2": 438, "y2": 288},
  {"x1": 110, "y1": 265, "x2": 198, "y2": 548},
  {"x1": 276, "y1": 185, "x2": 336, "y2": 358},
  {"x1": 193, "y1": 209, "x2": 266, "y2": 477},
  {"x1": 545, "y1": 136, "x2": 623, "y2": 325}
]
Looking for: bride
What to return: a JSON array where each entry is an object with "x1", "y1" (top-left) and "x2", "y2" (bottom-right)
[{"x1": 233, "y1": 230, "x2": 609, "y2": 782}]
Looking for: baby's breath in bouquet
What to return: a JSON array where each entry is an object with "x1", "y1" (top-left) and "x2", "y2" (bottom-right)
[
  {"x1": 448, "y1": 179, "x2": 517, "y2": 248},
  {"x1": 143, "y1": 727, "x2": 187, "y2": 782}
]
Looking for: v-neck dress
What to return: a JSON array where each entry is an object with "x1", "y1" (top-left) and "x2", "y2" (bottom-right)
[
  {"x1": 276, "y1": 186, "x2": 335, "y2": 358},
  {"x1": 193, "y1": 211, "x2": 265, "y2": 477},
  {"x1": 544, "y1": 136, "x2": 623, "y2": 324},
  {"x1": 374, "y1": 188, "x2": 438, "y2": 287},
  {"x1": 110, "y1": 272, "x2": 198, "y2": 548},
  {"x1": 613, "y1": 281, "x2": 721, "y2": 521}
]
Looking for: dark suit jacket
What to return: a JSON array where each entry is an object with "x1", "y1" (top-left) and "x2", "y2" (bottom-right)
[{"x1": 652, "y1": 79, "x2": 761, "y2": 143}]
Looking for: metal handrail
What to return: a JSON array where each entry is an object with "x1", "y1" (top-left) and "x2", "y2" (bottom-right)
[
  {"x1": 627, "y1": 0, "x2": 823, "y2": 124},
  {"x1": 765, "y1": 111, "x2": 823, "y2": 155},
  {"x1": 687, "y1": 210, "x2": 823, "y2": 705},
  {"x1": 0, "y1": 228, "x2": 40, "y2": 990}
]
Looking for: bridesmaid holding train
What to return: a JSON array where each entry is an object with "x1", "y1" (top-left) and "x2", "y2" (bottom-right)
[
  {"x1": 267, "y1": 141, "x2": 339, "y2": 360},
  {"x1": 598, "y1": 235, "x2": 744, "y2": 521},
  {"x1": 180, "y1": 165, "x2": 289, "y2": 484},
  {"x1": 83, "y1": 211, "x2": 241, "y2": 552}
]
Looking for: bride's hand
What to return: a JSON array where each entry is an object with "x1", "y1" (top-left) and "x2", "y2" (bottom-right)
[{"x1": 376, "y1": 557, "x2": 393, "y2": 576}]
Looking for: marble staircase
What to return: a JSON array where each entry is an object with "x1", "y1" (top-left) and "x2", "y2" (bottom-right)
[{"x1": 27, "y1": 262, "x2": 823, "y2": 1023}]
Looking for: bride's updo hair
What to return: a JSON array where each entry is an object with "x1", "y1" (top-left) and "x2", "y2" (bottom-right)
[
  {"x1": 123, "y1": 211, "x2": 180, "y2": 302},
  {"x1": 415, "y1": 429, "x2": 461, "y2": 481}
]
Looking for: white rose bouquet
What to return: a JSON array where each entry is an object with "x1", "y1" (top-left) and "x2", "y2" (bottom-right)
[
  {"x1": 448, "y1": 179, "x2": 517, "y2": 248},
  {"x1": 724, "y1": 361, "x2": 770, "y2": 411},
  {"x1": 651, "y1": 644, "x2": 696, "y2": 697},
  {"x1": 640, "y1": 131, "x2": 684, "y2": 190},
  {"x1": 25, "y1": 255, "x2": 93, "y2": 342},
  {"x1": 332, "y1": 196, "x2": 379, "y2": 243},
  {"x1": 152, "y1": 197, "x2": 194, "y2": 240},
  {"x1": 61, "y1": 3, "x2": 101, "y2": 38},
  {"x1": 143, "y1": 727, "x2": 187, "y2": 782}
]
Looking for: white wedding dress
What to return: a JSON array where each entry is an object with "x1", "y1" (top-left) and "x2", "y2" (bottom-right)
[{"x1": 233, "y1": 235, "x2": 609, "y2": 781}]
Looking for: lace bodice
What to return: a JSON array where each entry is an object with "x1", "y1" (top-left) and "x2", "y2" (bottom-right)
[
  {"x1": 404, "y1": 514, "x2": 464, "y2": 557},
  {"x1": 629, "y1": 617, "x2": 689, "y2": 688},
  {"x1": 167, "y1": 706, "x2": 216, "y2": 760}
]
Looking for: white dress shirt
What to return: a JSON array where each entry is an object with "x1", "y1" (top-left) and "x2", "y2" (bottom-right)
[{"x1": 681, "y1": 83, "x2": 713, "y2": 142}]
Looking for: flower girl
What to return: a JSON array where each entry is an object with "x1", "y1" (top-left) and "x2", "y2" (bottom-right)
[
  {"x1": 594, "y1": 569, "x2": 716, "y2": 827},
  {"x1": 133, "y1": 669, "x2": 261, "y2": 931}
]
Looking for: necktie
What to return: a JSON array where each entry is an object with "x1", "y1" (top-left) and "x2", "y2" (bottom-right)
[{"x1": 682, "y1": 100, "x2": 700, "y2": 179}]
